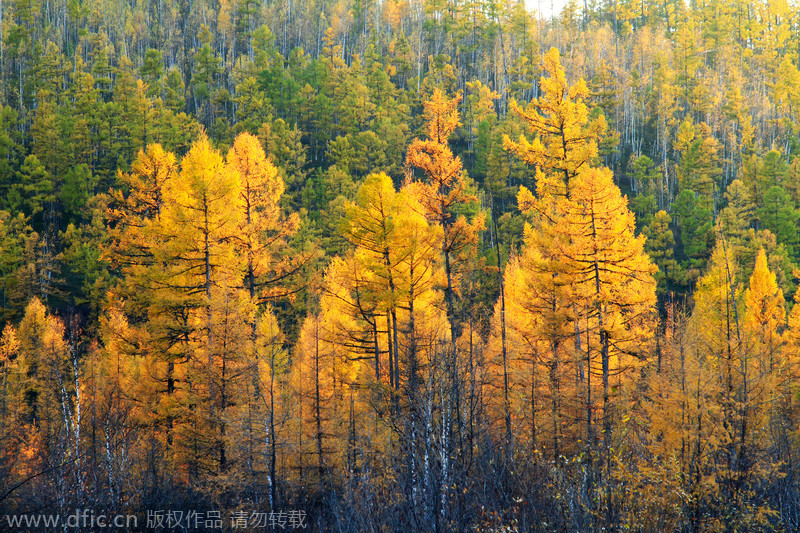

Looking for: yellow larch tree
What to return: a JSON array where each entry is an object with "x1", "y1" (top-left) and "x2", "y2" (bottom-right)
[
  {"x1": 225, "y1": 131, "x2": 298, "y2": 498},
  {"x1": 781, "y1": 275, "x2": 800, "y2": 475},
  {"x1": 108, "y1": 144, "x2": 177, "y2": 224},
  {"x1": 104, "y1": 136, "x2": 285, "y2": 481},
  {"x1": 105, "y1": 144, "x2": 178, "y2": 300},
  {"x1": 500, "y1": 46, "x2": 655, "y2": 453},
  {"x1": 340, "y1": 172, "x2": 405, "y2": 386},
  {"x1": 161, "y1": 135, "x2": 244, "y2": 475},
  {"x1": 493, "y1": 47, "x2": 616, "y2": 463},
  {"x1": 743, "y1": 248, "x2": 793, "y2": 505},
  {"x1": 784, "y1": 275, "x2": 800, "y2": 394},
  {"x1": 405, "y1": 91, "x2": 484, "y2": 524},
  {"x1": 391, "y1": 187, "x2": 443, "y2": 407},
  {"x1": 405, "y1": 88, "x2": 485, "y2": 338},
  {"x1": 744, "y1": 248, "x2": 786, "y2": 372},
  {"x1": 487, "y1": 235, "x2": 578, "y2": 460},
  {"x1": 558, "y1": 167, "x2": 657, "y2": 459},
  {"x1": 389, "y1": 190, "x2": 446, "y2": 519},
  {"x1": 335, "y1": 172, "x2": 444, "y2": 397},
  {"x1": 12, "y1": 298, "x2": 84, "y2": 503},
  {"x1": 227, "y1": 131, "x2": 300, "y2": 304},
  {"x1": 680, "y1": 242, "x2": 779, "y2": 529},
  {"x1": 0, "y1": 323, "x2": 19, "y2": 425},
  {"x1": 498, "y1": 47, "x2": 657, "y2": 528},
  {"x1": 102, "y1": 142, "x2": 188, "y2": 489},
  {"x1": 503, "y1": 47, "x2": 608, "y2": 199},
  {"x1": 312, "y1": 174, "x2": 446, "y2": 516},
  {"x1": 103, "y1": 144, "x2": 193, "y2": 480},
  {"x1": 0, "y1": 323, "x2": 21, "y2": 502},
  {"x1": 290, "y1": 309, "x2": 360, "y2": 484},
  {"x1": 642, "y1": 305, "x2": 724, "y2": 531},
  {"x1": 318, "y1": 253, "x2": 386, "y2": 386},
  {"x1": 227, "y1": 307, "x2": 289, "y2": 507},
  {"x1": 95, "y1": 296, "x2": 166, "y2": 501}
]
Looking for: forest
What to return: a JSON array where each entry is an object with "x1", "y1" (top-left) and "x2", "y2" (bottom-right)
[{"x1": 1, "y1": 0, "x2": 800, "y2": 530}]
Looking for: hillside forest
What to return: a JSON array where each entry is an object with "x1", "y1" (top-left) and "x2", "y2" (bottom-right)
[{"x1": 2, "y1": 0, "x2": 800, "y2": 530}]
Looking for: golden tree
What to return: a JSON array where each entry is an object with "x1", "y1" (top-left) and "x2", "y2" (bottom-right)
[
  {"x1": 499, "y1": 49, "x2": 657, "y2": 527},
  {"x1": 405, "y1": 92, "x2": 485, "y2": 520},
  {"x1": 405, "y1": 88, "x2": 485, "y2": 338},
  {"x1": 500, "y1": 47, "x2": 656, "y2": 449},
  {"x1": 103, "y1": 136, "x2": 290, "y2": 479},
  {"x1": 504, "y1": 47, "x2": 608, "y2": 199},
  {"x1": 659, "y1": 242, "x2": 782, "y2": 528},
  {"x1": 340, "y1": 173, "x2": 405, "y2": 385},
  {"x1": 559, "y1": 167, "x2": 657, "y2": 447},
  {"x1": 742, "y1": 249, "x2": 792, "y2": 503},
  {"x1": 227, "y1": 132, "x2": 300, "y2": 303},
  {"x1": 744, "y1": 248, "x2": 786, "y2": 372}
]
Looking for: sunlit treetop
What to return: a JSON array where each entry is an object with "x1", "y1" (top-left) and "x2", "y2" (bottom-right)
[{"x1": 505, "y1": 48, "x2": 608, "y2": 200}]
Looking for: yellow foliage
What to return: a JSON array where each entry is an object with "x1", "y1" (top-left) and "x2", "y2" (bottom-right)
[
  {"x1": 0, "y1": 323, "x2": 19, "y2": 364},
  {"x1": 744, "y1": 248, "x2": 786, "y2": 340},
  {"x1": 406, "y1": 89, "x2": 485, "y2": 255},
  {"x1": 505, "y1": 48, "x2": 607, "y2": 200}
]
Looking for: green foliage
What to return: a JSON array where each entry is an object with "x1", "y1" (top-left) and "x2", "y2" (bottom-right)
[
  {"x1": 629, "y1": 193, "x2": 656, "y2": 230},
  {"x1": 672, "y1": 189, "x2": 714, "y2": 280},
  {"x1": 59, "y1": 217, "x2": 109, "y2": 315},
  {"x1": 719, "y1": 178, "x2": 756, "y2": 241},
  {"x1": 140, "y1": 49, "x2": 165, "y2": 97},
  {"x1": 758, "y1": 186, "x2": 800, "y2": 258},
  {"x1": 675, "y1": 121, "x2": 721, "y2": 204},
  {"x1": 643, "y1": 210, "x2": 685, "y2": 293},
  {"x1": 0, "y1": 212, "x2": 38, "y2": 324},
  {"x1": 60, "y1": 164, "x2": 95, "y2": 225},
  {"x1": 258, "y1": 118, "x2": 308, "y2": 209},
  {"x1": 0, "y1": 107, "x2": 23, "y2": 203},
  {"x1": 10, "y1": 155, "x2": 53, "y2": 230}
]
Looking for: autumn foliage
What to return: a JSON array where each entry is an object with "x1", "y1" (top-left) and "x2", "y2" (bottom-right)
[{"x1": 5, "y1": 2, "x2": 800, "y2": 530}]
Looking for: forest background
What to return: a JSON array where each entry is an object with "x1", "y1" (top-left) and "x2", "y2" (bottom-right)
[{"x1": 2, "y1": 0, "x2": 800, "y2": 530}]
